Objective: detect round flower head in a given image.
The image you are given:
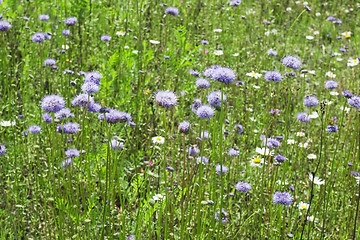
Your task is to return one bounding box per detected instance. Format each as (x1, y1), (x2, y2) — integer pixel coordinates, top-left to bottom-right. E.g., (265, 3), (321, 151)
(188, 145), (200, 156)
(263, 138), (281, 149)
(326, 125), (338, 133)
(273, 191), (293, 205)
(0, 144), (6, 155)
(215, 209), (228, 224)
(154, 90), (177, 108)
(100, 109), (131, 124)
(126, 235), (135, 240)
(62, 29), (70, 36)
(201, 40), (209, 45)
(179, 121), (190, 133)
(348, 96), (360, 108)
(55, 108), (74, 120)
(44, 58), (56, 66)
(32, 32), (46, 43)
(165, 7), (179, 16)
(42, 113), (53, 123)
(235, 181), (251, 192)
(264, 71), (282, 82)
(0, 21), (12, 31)
(196, 156), (209, 165)
(63, 122), (80, 134)
(196, 105), (215, 119)
(324, 80), (338, 89)
(230, 0), (241, 6)
(88, 102), (101, 112)
(84, 71), (102, 85)
(229, 148), (240, 157)
(234, 124), (244, 134)
(342, 90), (353, 98)
(199, 130), (210, 140)
(267, 49), (277, 56)
(297, 112), (311, 123)
(207, 66), (236, 84)
(191, 98), (202, 113)
(41, 95), (65, 113)
(110, 139), (124, 151)
(101, 35), (111, 42)
(282, 55), (302, 70)
(207, 91), (227, 108)
(64, 17), (77, 25)
(62, 158), (73, 171)
(303, 96), (319, 107)
(65, 148), (80, 158)
(72, 93), (93, 107)
(196, 78), (210, 89)
(275, 154), (287, 162)
(81, 82), (99, 94)
(216, 164), (229, 174)
(28, 125), (42, 134)
(190, 70), (201, 76)
(39, 14), (49, 21)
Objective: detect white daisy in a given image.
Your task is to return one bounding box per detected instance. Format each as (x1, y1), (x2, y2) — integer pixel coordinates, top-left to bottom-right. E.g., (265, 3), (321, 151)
(153, 194), (166, 201)
(213, 29), (222, 33)
(214, 50), (223, 56)
(307, 154), (316, 159)
(309, 175), (325, 185)
(0, 121), (15, 127)
(255, 147), (274, 156)
(246, 71), (262, 79)
(116, 30), (126, 36)
(249, 156), (264, 167)
(306, 36), (314, 40)
(152, 136), (165, 144)
(287, 139), (296, 145)
(149, 40), (160, 44)
(325, 71), (336, 78)
(298, 202), (310, 210)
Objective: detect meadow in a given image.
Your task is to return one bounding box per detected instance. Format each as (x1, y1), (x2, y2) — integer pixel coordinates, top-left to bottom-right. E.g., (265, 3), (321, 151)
(1, 0), (360, 239)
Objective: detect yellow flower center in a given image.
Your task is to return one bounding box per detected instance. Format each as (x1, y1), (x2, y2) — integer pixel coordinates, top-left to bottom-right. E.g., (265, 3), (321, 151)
(66, 59), (70, 62)
(145, 90), (151, 94)
(156, 137), (162, 141)
(346, 35), (351, 38)
(253, 158), (261, 164)
(354, 59), (358, 63)
(302, 206), (307, 209)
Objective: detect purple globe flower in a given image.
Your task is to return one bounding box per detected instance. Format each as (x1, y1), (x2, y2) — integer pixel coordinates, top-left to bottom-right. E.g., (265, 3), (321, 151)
(44, 58), (56, 66)
(230, 0), (241, 6)
(326, 125), (338, 133)
(62, 158), (73, 170)
(215, 209), (228, 224)
(29, 125), (42, 134)
(101, 35), (111, 42)
(191, 98), (202, 113)
(165, 7), (179, 16)
(196, 105), (215, 119)
(99, 110), (131, 124)
(342, 90), (353, 98)
(188, 145), (200, 156)
(297, 112), (311, 123)
(65, 148), (80, 158)
(0, 21), (12, 31)
(229, 148), (240, 157)
(42, 113), (53, 123)
(263, 138), (281, 149)
(72, 94), (93, 107)
(303, 96), (319, 107)
(190, 70), (201, 76)
(110, 139), (124, 151)
(204, 66), (236, 84)
(324, 80), (338, 89)
(63, 122), (80, 134)
(41, 95), (65, 113)
(0, 144), (6, 155)
(207, 91), (226, 108)
(235, 181), (251, 192)
(84, 71), (103, 85)
(348, 96), (360, 108)
(282, 55), (302, 70)
(201, 40), (209, 45)
(64, 17), (77, 25)
(275, 154), (287, 162)
(62, 29), (70, 36)
(154, 90), (177, 108)
(216, 164), (229, 174)
(273, 191), (293, 205)
(234, 124), (244, 134)
(88, 102), (101, 112)
(179, 121), (190, 133)
(39, 14), (49, 21)
(81, 82), (99, 94)
(196, 156), (209, 165)
(32, 32), (46, 43)
(264, 71), (282, 82)
(55, 108), (74, 120)
(267, 49), (277, 56)
(196, 78), (210, 89)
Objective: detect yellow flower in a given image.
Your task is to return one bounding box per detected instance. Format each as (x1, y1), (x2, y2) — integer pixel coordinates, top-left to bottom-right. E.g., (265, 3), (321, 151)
(66, 59), (70, 62)
(253, 157), (261, 164)
(346, 35), (351, 38)
(144, 90), (151, 94)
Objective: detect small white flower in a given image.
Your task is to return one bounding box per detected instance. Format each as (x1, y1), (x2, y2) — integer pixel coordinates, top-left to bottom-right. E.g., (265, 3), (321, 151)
(232, 53), (239, 56)
(306, 36), (314, 40)
(336, 58), (343, 62)
(325, 71), (336, 78)
(0, 121), (15, 127)
(313, 31), (319, 35)
(249, 117), (256, 122)
(214, 50), (223, 56)
(309, 175), (325, 185)
(116, 30), (126, 36)
(62, 45), (69, 50)
(253, 85), (260, 89)
(149, 40), (160, 44)
(124, 45), (129, 49)
(298, 142), (309, 148)
(340, 106), (350, 113)
(253, 129), (259, 133)
(307, 154), (316, 159)
(341, 31), (352, 37)
(153, 194), (166, 201)
(286, 7), (292, 11)
(213, 29), (222, 33)
(287, 139), (296, 145)
(307, 215), (319, 222)
(276, 180), (289, 185)
(249, 156), (264, 167)
(308, 70), (316, 75)
(298, 202), (310, 210)
(247, 108), (253, 112)
(296, 132), (305, 137)
(333, 52), (342, 56)
(330, 91), (339, 96)
(255, 147), (274, 156)
(132, 50), (138, 54)
(308, 112), (319, 119)
(152, 136), (165, 144)
(246, 9), (256, 15)
(348, 58), (359, 67)
(324, 100), (333, 105)
(246, 71), (262, 79)
(315, 12), (321, 16)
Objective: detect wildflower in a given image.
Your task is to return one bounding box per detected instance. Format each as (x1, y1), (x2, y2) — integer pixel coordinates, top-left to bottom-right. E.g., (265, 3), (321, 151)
(126, 235), (135, 240)
(41, 95), (65, 113)
(255, 147), (274, 156)
(216, 164), (228, 174)
(116, 30), (126, 36)
(306, 36), (314, 40)
(215, 209), (228, 223)
(214, 50), (223, 56)
(178, 121), (190, 133)
(235, 182), (251, 192)
(28, 125), (42, 134)
(234, 124), (244, 134)
(324, 80), (338, 89)
(213, 29), (222, 32)
(195, 78), (210, 89)
(297, 112), (311, 123)
(307, 154), (316, 159)
(196, 105), (215, 119)
(347, 58), (359, 67)
(303, 96), (319, 107)
(204, 65), (236, 84)
(275, 154), (287, 162)
(81, 82), (99, 94)
(273, 191), (293, 205)
(229, 148), (240, 157)
(326, 125), (338, 133)
(64, 17), (77, 25)
(188, 146), (200, 156)
(84, 71), (102, 85)
(263, 138), (281, 149)
(191, 98), (202, 113)
(0, 21), (12, 31)
(62, 158), (73, 170)
(348, 96), (360, 108)
(246, 71), (262, 79)
(32, 32), (46, 43)
(296, 132), (305, 137)
(152, 136), (165, 144)
(44, 58), (56, 66)
(307, 215), (319, 222)
(154, 90), (177, 108)
(196, 156), (209, 165)
(39, 14), (49, 21)
(149, 40), (160, 44)
(65, 148), (80, 158)
(308, 111), (319, 119)
(0, 121), (15, 127)
(0, 145), (6, 155)
(298, 202), (310, 210)
(264, 70), (282, 82)
(267, 49), (277, 56)
(282, 55), (302, 70)
(62, 29), (70, 36)
(100, 35), (111, 42)
(110, 139), (124, 151)
(207, 91), (226, 108)
(287, 139), (296, 145)
(72, 94), (93, 107)
(153, 194), (166, 201)
(190, 70), (201, 76)
(199, 130), (209, 140)
(22, 131), (29, 136)
(229, 0), (241, 5)
(165, 7), (179, 16)
(250, 156), (264, 167)
(99, 110), (131, 124)
(42, 113), (53, 123)
(341, 31), (351, 38)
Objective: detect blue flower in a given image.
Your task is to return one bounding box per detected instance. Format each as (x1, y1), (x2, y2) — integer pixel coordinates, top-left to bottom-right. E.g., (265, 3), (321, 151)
(326, 125), (338, 133)
(348, 96), (360, 108)
(110, 139), (124, 151)
(342, 90), (353, 98)
(179, 121), (190, 133)
(282, 55), (302, 70)
(65, 148), (80, 158)
(235, 181), (251, 192)
(29, 125), (42, 134)
(81, 82), (99, 94)
(263, 138), (281, 149)
(303, 96), (319, 107)
(165, 7), (179, 16)
(39, 14), (49, 21)
(101, 35), (111, 42)
(44, 58), (56, 66)
(297, 112), (311, 123)
(204, 66), (236, 84)
(55, 108), (74, 120)
(207, 91), (226, 108)
(42, 113), (53, 123)
(188, 145), (200, 156)
(154, 90), (177, 108)
(229, 148), (240, 157)
(264, 71), (282, 82)
(196, 105), (215, 119)
(0, 21), (12, 31)
(324, 80), (338, 89)
(62, 29), (70, 36)
(273, 191), (293, 205)
(196, 156), (209, 165)
(62, 122), (80, 134)
(216, 164), (228, 174)
(0, 144), (6, 155)
(41, 95), (65, 113)
(195, 78), (210, 89)
(64, 17), (77, 25)
(32, 32), (46, 43)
